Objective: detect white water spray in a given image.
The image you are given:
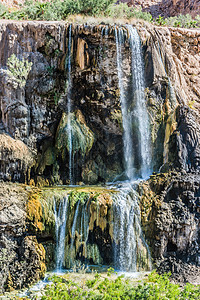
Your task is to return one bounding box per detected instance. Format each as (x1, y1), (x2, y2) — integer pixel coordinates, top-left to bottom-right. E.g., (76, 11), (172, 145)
(113, 184), (152, 271)
(115, 27), (135, 180)
(127, 25), (152, 179)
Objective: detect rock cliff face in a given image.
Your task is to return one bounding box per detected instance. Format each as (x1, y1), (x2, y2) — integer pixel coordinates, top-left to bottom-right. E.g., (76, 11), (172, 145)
(0, 21), (200, 184)
(0, 182), (46, 292)
(139, 172), (200, 284)
(126, 0), (200, 18)
(0, 20), (200, 290)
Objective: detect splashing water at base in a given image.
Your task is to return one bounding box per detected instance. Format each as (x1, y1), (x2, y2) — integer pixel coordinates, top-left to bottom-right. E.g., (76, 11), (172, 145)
(113, 183), (152, 272)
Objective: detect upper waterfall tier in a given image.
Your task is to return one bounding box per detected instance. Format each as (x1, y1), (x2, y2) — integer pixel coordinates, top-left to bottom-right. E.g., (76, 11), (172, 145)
(115, 25), (152, 180)
(0, 21), (200, 185)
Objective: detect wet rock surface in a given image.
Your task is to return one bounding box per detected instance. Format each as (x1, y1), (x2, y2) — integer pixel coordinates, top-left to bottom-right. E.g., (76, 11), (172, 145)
(168, 105), (200, 172)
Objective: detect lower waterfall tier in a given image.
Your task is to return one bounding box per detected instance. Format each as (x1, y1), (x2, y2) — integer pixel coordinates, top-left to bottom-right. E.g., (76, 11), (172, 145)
(29, 184), (151, 272)
(1, 170), (200, 292)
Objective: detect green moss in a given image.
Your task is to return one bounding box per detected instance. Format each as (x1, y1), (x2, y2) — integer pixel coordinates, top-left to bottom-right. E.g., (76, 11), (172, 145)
(68, 191), (90, 208)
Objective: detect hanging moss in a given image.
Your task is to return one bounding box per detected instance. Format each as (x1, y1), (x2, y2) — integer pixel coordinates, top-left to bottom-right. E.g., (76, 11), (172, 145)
(55, 110), (95, 160)
(68, 191), (90, 208)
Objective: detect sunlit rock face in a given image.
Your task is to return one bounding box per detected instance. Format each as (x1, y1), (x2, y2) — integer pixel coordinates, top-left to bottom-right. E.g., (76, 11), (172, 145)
(124, 0), (200, 18)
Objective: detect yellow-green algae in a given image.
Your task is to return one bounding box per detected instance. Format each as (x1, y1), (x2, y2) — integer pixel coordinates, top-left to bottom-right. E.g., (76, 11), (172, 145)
(26, 185), (118, 268)
(26, 185), (117, 235)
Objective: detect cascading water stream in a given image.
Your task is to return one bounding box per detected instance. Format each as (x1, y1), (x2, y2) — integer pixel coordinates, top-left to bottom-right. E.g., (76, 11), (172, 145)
(115, 27), (135, 180)
(115, 26), (152, 180)
(54, 197), (69, 272)
(127, 25), (152, 179)
(52, 25), (152, 274)
(70, 200), (80, 255)
(113, 26), (152, 271)
(113, 184), (152, 271)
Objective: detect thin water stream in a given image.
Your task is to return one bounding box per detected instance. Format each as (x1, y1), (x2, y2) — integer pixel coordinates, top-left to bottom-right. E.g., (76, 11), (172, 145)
(66, 24), (73, 184)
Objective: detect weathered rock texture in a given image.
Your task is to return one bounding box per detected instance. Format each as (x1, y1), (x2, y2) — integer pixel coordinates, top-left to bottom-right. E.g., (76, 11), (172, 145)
(125, 0), (200, 18)
(139, 172), (200, 284)
(0, 182), (46, 293)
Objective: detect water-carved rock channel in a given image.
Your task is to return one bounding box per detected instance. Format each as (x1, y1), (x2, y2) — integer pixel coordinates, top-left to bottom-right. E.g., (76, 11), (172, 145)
(0, 20), (200, 292)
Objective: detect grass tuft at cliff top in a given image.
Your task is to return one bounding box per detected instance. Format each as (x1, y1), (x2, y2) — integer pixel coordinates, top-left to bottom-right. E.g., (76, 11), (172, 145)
(0, 0), (200, 28)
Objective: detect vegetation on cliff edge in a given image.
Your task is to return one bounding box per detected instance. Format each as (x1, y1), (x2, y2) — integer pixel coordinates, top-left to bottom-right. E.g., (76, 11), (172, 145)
(1, 1), (200, 28)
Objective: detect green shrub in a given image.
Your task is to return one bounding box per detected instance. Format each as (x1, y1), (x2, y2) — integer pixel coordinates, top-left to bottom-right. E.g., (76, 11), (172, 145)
(165, 14), (199, 28)
(105, 3), (153, 22)
(155, 15), (167, 26)
(0, 0), (116, 20)
(0, 3), (7, 16)
(1, 0), (200, 28)
(39, 270), (200, 300)
(6, 54), (33, 88)
(77, 0), (115, 16)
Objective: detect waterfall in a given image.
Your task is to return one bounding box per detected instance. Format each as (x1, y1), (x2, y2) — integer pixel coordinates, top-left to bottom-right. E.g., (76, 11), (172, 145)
(115, 26), (152, 180)
(52, 25), (152, 273)
(127, 25), (152, 179)
(54, 197), (69, 272)
(113, 26), (152, 271)
(52, 186), (151, 272)
(113, 184), (152, 271)
(66, 24), (73, 184)
(69, 201), (80, 256)
(115, 27), (135, 180)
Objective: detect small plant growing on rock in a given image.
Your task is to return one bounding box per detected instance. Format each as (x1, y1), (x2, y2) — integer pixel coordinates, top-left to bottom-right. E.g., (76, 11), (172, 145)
(155, 15), (167, 26)
(6, 54), (33, 89)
